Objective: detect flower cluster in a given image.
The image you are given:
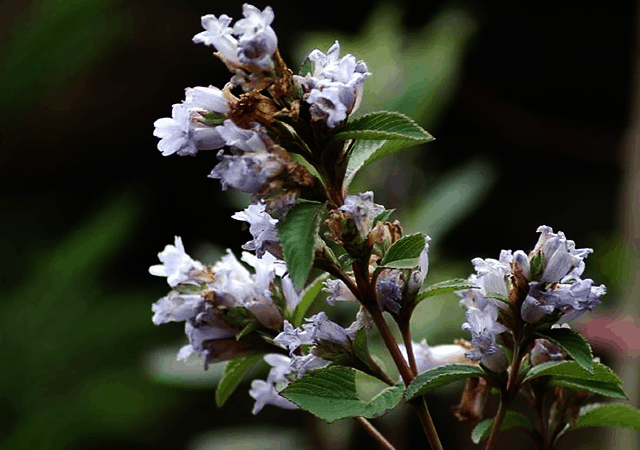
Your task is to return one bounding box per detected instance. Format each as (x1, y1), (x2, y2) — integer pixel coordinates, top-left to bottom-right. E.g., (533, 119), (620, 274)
(150, 236), (296, 369)
(148, 4), (624, 448)
(458, 226), (606, 372)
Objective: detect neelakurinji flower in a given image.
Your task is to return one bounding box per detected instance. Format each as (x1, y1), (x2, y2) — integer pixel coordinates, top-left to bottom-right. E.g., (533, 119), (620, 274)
(148, 236), (206, 287)
(193, 4), (278, 71)
(295, 41), (371, 127)
(249, 354), (299, 414)
(461, 305), (509, 373)
(150, 237), (291, 367)
(231, 201), (280, 258)
(399, 339), (471, 374)
(153, 87), (229, 157)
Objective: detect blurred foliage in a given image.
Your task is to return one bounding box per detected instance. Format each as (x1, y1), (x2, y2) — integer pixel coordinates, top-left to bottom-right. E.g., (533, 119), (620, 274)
(0, 0), (635, 449)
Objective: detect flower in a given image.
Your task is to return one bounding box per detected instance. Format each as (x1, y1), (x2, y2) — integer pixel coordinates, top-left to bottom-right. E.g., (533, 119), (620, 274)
(231, 202), (279, 257)
(295, 41), (371, 127)
(249, 354), (299, 414)
(339, 191), (384, 240)
(193, 4), (278, 71)
(399, 339), (470, 374)
(153, 86), (229, 157)
(148, 236), (205, 287)
(531, 225), (592, 284)
(274, 311), (359, 355)
(323, 278), (357, 305)
(461, 305), (508, 373)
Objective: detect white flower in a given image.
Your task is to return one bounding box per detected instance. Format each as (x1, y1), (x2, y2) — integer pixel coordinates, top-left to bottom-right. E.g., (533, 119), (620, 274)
(323, 278), (357, 305)
(234, 4), (278, 69)
(209, 149), (282, 193)
(295, 41), (371, 127)
(193, 5), (278, 71)
(217, 120), (267, 152)
(249, 354), (299, 414)
(151, 292), (202, 325)
(231, 202), (279, 257)
(532, 225), (592, 284)
(399, 340), (470, 374)
(153, 87), (229, 157)
(461, 305), (508, 373)
(274, 312), (357, 355)
(340, 191), (384, 239)
(149, 236), (204, 287)
(193, 14), (239, 63)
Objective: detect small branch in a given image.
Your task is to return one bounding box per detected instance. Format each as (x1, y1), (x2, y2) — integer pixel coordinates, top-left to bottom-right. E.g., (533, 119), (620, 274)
(484, 341), (525, 450)
(412, 397), (444, 450)
(355, 417), (397, 450)
(483, 389), (509, 450)
(399, 318), (418, 377)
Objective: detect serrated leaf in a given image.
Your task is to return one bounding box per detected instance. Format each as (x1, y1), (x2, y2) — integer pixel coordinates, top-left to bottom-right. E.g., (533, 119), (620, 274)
(280, 367), (403, 423)
(379, 233), (426, 268)
(292, 273), (330, 327)
(471, 411), (533, 444)
(523, 361), (626, 398)
(550, 378), (628, 399)
(417, 278), (478, 302)
(215, 353), (262, 407)
(335, 111), (434, 142)
(536, 327), (594, 373)
(279, 201), (326, 290)
(524, 361), (621, 385)
(572, 403), (640, 431)
(405, 364), (487, 400)
(344, 139), (432, 191)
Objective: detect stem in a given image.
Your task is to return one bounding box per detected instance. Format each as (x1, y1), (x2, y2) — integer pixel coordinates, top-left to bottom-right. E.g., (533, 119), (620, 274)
(368, 306), (413, 385)
(355, 417), (397, 450)
(368, 306), (443, 450)
(484, 341), (526, 450)
(483, 389), (509, 450)
(413, 397), (445, 450)
(400, 320), (418, 377)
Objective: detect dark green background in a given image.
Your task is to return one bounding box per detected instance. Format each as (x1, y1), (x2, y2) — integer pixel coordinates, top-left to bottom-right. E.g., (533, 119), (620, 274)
(1, 0), (637, 449)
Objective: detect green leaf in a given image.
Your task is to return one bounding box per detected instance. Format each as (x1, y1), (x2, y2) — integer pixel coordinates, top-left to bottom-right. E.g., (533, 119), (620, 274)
(379, 233), (426, 268)
(373, 208), (395, 225)
(344, 139), (432, 191)
(529, 251), (545, 281)
(405, 364), (487, 400)
(215, 354), (262, 407)
(524, 361), (621, 384)
(417, 278), (478, 302)
(550, 378), (627, 399)
(292, 273), (330, 327)
(335, 111), (434, 142)
(471, 411), (534, 444)
(523, 361), (626, 398)
(236, 321), (258, 341)
(536, 327), (594, 373)
(298, 56), (314, 77)
(279, 201), (326, 290)
(280, 367), (403, 423)
(572, 403), (640, 431)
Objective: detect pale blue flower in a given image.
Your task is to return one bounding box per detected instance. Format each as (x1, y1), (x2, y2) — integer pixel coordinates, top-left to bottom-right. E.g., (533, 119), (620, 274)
(295, 41), (370, 127)
(193, 5), (277, 71)
(149, 236), (204, 287)
(461, 305), (508, 373)
(399, 340), (470, 374)
(231, 202), (279, 257)
(340, 191), (384, 239)
(249, 354), (299, 414)
(153, 87), (229, 157)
